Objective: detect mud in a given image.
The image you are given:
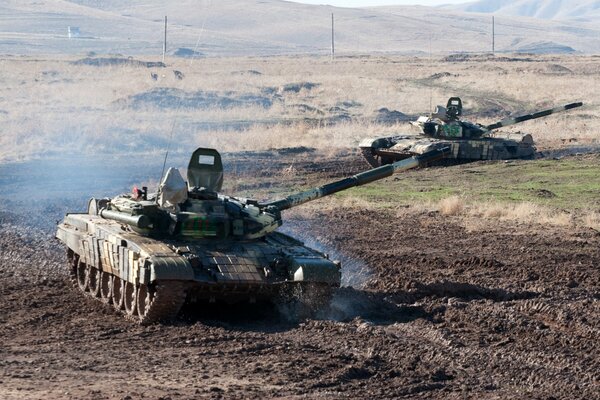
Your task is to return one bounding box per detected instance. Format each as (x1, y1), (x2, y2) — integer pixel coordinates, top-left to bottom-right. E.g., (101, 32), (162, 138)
(0, 152), (599, 399)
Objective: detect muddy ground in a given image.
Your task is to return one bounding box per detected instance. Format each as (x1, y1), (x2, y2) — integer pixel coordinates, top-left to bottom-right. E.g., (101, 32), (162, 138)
(0, 151), (599, 399)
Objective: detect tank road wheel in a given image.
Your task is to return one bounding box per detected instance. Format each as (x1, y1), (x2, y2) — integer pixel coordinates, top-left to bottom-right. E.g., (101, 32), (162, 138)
(88, 267), (101, 298)
(123, 282), (138, 317)
(99, 272), (113, 304)
(135, 282), (187, 325)
(112, 277), (125, 311)
(136, 284), (154, 319)
(76, 261), (89, 293)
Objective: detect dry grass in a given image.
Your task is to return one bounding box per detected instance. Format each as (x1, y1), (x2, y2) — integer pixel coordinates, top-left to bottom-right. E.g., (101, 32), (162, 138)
(583, 212), (600, 231)
(338, 196), (377, 210)
(437, 195), (464, 216)
(390, 195), (585, 230)
(195, 120), (403, 154)
(469, 201), (573, 227)
(1, 54), (598, 162)
(395, 202), (433, 217)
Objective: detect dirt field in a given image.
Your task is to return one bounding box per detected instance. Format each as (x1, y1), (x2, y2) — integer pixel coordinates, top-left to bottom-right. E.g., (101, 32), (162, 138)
(1, 150), (598, 399)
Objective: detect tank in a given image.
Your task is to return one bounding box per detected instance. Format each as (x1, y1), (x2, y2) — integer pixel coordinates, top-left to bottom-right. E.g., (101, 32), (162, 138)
(359, 97), (583, 167)
(56, 147), (448, 324)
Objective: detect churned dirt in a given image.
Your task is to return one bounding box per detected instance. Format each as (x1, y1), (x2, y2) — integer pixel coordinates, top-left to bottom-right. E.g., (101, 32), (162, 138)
(1, 152), (599, 399)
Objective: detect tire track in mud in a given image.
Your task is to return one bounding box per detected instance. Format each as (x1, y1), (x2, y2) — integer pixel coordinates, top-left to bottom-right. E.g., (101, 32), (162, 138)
(292, 206), (600, 397)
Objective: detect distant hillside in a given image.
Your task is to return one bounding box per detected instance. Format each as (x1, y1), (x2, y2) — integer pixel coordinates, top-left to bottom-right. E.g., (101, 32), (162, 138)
(0, 0), (598, 55)
(446, 0), (600, 22)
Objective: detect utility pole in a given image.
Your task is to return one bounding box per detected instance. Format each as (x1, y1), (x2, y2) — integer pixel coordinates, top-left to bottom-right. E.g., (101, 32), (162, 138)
(331, 13), (335, 61)
(492, 15), (495, 54)
(162, 15), (167, 63)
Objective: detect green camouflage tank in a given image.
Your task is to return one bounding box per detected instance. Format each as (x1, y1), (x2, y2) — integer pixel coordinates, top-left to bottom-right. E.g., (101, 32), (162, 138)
(360, 97), (583, 167)
(56, 147), (448, 324)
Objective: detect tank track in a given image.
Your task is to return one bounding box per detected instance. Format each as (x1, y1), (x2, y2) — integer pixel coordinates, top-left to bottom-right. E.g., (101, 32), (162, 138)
(66, 250), (186, 324)
(66, 250), (333, 323)
(360, 147), (382, 168)
(361, 147), (414, 168)
(135, 281), (187, 325)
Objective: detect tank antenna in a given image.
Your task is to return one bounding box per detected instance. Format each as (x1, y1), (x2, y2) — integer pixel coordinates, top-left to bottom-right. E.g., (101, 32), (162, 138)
(429, 34), (433, 115)
(158, 132), (173, 190)
(158, 150), (169, 185)
(156, 6), (212, 198)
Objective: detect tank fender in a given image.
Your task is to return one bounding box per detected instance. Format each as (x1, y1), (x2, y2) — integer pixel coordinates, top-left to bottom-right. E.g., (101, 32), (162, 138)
(148, 256), (193, 282)
(359, 137), (380, 148)
(359, 137), (394, 149)
(56, 224), (84, 256)
(289, 258), (341, 285)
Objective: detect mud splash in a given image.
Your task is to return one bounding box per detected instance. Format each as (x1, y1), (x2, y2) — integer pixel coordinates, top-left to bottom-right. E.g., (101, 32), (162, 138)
(280, 222), (372, 289)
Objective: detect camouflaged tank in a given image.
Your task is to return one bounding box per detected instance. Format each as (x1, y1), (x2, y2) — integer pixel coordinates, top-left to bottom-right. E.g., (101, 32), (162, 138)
(360, 97), (583, 167)
(56, 147), (448, 324)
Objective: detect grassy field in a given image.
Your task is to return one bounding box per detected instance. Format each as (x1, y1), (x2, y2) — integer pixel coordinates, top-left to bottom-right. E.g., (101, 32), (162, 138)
(329, 155), (600, 230)
(341, 157), (600, 208)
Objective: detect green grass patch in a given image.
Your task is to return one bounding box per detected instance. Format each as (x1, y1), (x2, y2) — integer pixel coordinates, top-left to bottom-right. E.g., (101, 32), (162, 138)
(334, 156), (600, 211)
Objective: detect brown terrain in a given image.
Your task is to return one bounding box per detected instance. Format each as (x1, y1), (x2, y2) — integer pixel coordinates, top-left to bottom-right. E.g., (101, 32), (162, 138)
(1, 47), (599, 399)
(1, 150), (598, 399)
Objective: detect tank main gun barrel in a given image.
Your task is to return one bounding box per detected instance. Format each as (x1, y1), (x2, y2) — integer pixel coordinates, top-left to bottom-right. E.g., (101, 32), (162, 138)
(485, 102), (583, 131)
(265, 148), (449, 212)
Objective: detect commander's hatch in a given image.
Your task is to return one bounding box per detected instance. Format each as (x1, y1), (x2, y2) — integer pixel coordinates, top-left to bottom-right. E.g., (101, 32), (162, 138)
(445, 97), (463, 120)
(187, 148), (223, 192)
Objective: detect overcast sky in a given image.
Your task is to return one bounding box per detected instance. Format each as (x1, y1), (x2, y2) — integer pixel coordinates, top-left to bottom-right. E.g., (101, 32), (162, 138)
(292, 0), (468, 6)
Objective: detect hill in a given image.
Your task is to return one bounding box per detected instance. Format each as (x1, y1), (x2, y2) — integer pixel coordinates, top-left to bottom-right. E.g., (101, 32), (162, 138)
(446, 0), (600, 22)
(0, 0), (598, 55)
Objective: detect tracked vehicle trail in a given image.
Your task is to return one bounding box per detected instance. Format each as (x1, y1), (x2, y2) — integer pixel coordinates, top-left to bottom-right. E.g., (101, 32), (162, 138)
(409, 71), (530, 117)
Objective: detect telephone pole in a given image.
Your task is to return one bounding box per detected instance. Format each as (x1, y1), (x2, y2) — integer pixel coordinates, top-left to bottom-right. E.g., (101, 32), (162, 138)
(331, 13), (335, 61)
(162, 16), (167, 63)
(492, 15), (495, 54)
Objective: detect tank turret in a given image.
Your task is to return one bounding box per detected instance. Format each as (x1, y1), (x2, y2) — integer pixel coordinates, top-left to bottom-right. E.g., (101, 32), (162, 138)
(412, 97), (583, 140)
(97, 147), (449, 240)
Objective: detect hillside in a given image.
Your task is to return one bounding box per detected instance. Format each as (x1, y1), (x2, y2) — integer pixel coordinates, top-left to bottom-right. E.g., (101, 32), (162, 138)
(0, 0), (598, 55)
(447, 0), (600, 22)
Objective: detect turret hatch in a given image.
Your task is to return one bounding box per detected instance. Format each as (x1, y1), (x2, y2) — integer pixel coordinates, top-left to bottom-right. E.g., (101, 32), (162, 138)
(187, 148), (224, 191)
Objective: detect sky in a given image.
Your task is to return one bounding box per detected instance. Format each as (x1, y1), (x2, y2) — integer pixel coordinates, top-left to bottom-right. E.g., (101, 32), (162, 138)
(293, 0), (468, 6)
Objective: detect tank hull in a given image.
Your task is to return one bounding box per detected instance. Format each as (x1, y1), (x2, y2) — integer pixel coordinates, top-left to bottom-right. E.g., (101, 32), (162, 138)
(57, 213), (340, 323)
(359, 133), (535, 167)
